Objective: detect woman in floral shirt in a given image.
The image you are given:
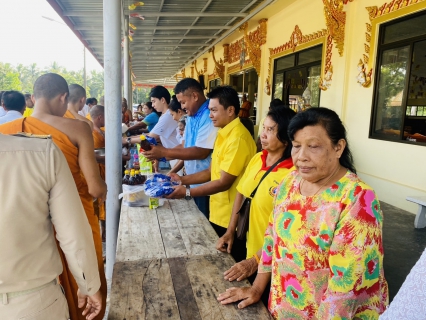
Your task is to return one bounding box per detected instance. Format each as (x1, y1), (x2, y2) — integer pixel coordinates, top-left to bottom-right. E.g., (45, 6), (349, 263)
(218, 108), (388, 319)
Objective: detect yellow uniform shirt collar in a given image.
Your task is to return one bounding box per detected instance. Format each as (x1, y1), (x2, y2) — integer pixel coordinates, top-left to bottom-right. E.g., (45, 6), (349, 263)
(218, 117), (241, 138)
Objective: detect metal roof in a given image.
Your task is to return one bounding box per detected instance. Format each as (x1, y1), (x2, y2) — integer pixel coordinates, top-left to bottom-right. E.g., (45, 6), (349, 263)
(47, 0), (272, 85)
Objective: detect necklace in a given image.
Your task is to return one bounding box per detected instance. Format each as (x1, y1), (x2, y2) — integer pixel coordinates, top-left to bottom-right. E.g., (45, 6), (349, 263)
(300, 165), (341, 197)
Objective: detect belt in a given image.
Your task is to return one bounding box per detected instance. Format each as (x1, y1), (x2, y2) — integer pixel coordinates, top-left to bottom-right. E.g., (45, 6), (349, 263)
(2, 279), (57, 305)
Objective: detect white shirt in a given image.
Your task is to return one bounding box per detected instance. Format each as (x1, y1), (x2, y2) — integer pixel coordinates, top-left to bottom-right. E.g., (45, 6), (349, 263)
(0, 107), (6, 117)
(150, 110), (180, 149)
(78, 104), (90, 117)
(0, 110), (22, 125)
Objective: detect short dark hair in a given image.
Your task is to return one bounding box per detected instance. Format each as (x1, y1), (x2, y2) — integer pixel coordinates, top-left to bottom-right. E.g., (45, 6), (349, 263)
(0, 91), (4, 103)
(86, 97), (97, 105)
(68, 84), (86, 104)
(288, 107), (356, 173)
(207, 86), (240, 115)
(174, 78), (204, 95)
(150, 85), (171, 104)
(24, 93), (32, 100)
(270, 98), (284, 109)
(90, 105), (104, 119)
(2, 91), (26, 112)
(33, 73), (69, 100)
(266, 106), (296, 159)
(168, 95), (183, 112)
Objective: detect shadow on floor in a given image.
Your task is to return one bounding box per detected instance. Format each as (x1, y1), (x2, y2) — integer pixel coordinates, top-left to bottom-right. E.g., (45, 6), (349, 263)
(382, 201), (426, 302)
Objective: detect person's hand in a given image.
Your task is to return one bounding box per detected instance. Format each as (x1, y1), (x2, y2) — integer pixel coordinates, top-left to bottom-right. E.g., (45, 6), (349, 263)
(141, 145), (166, 161)
(77, 289), (102, 320)
(168, 173), (182, 184)
(165, 185), (186, 199)
(216, 231), (234, 253)
(223, 258), (258, 282)
(217, 286), (261, 309)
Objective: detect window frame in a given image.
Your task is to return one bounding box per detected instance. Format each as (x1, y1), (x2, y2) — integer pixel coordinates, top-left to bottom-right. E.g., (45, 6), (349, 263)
(271, 44), (323, 108)
(370, 10), (426, 146)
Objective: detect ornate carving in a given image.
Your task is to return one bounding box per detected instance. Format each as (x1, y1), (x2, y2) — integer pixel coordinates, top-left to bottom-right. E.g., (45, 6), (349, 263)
(228, 60), (252, 74)
(357, 0), (425, 88)
(322, 0), (353, 57)
(181, 68), (186, 78)
(223, 44), (230, 63)
(228, 39), (245, 64)
(190, 66), (194, 78)
(239, 19), (268, 75)
(208, 73), (216, 81)
(208, 46), (225, 83)
(192, 61), (200, 76)
(267, 26), (330, 91)
(203, 58), (208, 74)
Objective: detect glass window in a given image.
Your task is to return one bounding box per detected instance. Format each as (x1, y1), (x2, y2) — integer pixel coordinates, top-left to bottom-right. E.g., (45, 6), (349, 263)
(275, 55), (295, 71)
(272, 45), (322, 111)
(371, 11), (426, 145)
(373, 46), (409, 138)
(383, 12), (426, 44)
(298, 46), (323, 65)
(273, 73), (283, 100)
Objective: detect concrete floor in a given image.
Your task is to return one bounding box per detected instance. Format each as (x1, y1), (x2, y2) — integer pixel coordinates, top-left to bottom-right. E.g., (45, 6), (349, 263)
(382, 201), (426, 302)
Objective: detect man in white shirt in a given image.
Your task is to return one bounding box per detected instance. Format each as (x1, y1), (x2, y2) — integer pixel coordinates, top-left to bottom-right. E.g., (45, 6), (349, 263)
(0, 91), (25, 125)
(78, 97), (98, 117)
(147, 86), (180, 169)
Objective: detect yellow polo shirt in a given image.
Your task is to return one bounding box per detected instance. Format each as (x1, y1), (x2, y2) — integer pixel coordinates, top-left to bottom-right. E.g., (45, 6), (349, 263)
(22, 107), (34, 118)
(209, 117), (256, 228)
(236, 151), (294, 258)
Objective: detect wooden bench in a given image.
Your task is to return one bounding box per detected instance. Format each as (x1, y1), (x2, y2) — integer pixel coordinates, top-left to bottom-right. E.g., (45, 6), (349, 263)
(406, 196), (426, 228)
(108, 199), (272, 320)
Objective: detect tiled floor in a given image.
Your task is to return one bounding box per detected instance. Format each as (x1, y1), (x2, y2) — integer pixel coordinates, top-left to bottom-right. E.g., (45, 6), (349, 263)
(381, 201), (426, 302)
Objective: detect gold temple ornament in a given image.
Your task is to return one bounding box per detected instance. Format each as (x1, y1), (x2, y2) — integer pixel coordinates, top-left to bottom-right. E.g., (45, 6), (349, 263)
(208, 46), (225, 83)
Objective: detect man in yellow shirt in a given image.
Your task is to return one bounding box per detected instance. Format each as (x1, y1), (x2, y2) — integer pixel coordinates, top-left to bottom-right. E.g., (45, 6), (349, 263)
(22, 94), (34, 118)
(168, 86), (256, 262)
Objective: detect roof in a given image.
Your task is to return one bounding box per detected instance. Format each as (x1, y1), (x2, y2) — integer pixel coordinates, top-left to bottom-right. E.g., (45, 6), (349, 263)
(46, 0), (270, 85)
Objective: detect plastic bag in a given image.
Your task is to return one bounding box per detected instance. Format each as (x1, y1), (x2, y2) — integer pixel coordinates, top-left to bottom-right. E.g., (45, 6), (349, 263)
(119, 184), (149, 207)
(143, 174), (179, 198)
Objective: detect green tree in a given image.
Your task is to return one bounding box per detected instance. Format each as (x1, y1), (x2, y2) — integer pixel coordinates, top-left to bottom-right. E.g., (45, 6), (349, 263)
(0, 63), (22, 91)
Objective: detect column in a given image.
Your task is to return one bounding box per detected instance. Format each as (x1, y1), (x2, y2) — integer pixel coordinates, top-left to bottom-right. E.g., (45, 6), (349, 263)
(103, 0), (122, 280)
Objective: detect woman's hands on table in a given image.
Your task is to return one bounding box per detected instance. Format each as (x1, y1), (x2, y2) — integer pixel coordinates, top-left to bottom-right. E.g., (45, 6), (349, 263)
(223, 257), (258, 282)
(217, 286), (261, 309)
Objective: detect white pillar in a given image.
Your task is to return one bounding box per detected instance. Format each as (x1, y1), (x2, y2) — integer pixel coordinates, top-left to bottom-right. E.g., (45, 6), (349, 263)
(123, 15), (130, 107)
(103, 0), (122, 280)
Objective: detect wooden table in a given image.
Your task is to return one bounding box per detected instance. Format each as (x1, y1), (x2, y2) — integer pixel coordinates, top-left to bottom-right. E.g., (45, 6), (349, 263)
(108, 199), (272, 320)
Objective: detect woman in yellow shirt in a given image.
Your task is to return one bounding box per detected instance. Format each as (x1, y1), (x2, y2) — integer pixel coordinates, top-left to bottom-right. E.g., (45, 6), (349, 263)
(216, 106), (296, 302)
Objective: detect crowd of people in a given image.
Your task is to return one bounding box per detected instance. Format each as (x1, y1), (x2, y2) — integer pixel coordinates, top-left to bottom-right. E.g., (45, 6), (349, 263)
(0, 73), (424, 320)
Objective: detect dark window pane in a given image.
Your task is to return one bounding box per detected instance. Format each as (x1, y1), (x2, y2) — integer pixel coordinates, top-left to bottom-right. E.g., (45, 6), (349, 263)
(383, 12), (426, 44)
(373, 46), (409, 138)
(275, 55), (295, 71)
(307, 65), (321, 107)
(298, 45), (323, 65)
(273, 73), (283, 100)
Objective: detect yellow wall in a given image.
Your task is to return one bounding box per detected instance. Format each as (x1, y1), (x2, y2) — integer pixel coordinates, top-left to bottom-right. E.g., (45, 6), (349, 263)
(182, 0), (426, 214)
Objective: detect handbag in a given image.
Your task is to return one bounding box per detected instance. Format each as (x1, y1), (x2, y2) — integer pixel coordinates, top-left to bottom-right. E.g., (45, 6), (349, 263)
(236, 156), (285, 240)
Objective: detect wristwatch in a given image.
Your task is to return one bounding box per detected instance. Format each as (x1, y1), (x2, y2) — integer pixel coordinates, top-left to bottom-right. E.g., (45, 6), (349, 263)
(185, 187), (192, 200)
(126, 137), (131, 145)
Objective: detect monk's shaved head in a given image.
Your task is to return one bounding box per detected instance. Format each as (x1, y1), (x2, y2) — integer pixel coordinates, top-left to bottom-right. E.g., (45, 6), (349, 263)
(33, 73), (69, 100)
(68, 84), (86, 104)
(90, 105), (104, 119)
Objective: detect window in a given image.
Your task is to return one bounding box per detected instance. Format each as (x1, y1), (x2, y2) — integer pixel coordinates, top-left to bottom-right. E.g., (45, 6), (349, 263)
(371, 11), (426, 145)
(272, 45), (322, 112)
(209, 78), (221, 92)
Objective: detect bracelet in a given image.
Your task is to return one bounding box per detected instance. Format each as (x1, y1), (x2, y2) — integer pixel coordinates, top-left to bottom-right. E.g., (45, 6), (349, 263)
(253, 253), (260, 264)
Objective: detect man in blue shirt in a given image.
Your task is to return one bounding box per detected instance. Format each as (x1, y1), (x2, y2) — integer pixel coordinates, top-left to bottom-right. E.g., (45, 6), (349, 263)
(142, 78), (218, 217)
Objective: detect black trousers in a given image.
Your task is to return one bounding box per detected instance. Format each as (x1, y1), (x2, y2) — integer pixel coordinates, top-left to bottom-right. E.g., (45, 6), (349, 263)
(210, 222), (247, 263)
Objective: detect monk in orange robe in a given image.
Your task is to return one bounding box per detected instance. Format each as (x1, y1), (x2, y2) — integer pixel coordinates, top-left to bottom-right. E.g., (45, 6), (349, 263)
(89, 105), (106, 241)
(0, 74), (107, 320)
(65, 84), (94, 130)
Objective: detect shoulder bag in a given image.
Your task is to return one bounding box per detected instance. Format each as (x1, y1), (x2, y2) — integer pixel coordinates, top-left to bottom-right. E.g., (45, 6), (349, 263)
(236, 156), (285, 240)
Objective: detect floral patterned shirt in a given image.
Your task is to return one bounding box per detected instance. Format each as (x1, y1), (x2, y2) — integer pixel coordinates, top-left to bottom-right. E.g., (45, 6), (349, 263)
(259, 170), (389, 319)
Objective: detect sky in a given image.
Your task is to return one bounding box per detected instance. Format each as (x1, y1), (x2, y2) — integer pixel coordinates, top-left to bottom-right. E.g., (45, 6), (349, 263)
(0, 0), (103, 72)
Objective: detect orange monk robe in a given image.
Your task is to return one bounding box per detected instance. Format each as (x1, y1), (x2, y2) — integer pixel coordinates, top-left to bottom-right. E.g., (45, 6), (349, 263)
(0, 118), (107, 320)
(86, 113), (92, 121)
(92, 129), (106, 221)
